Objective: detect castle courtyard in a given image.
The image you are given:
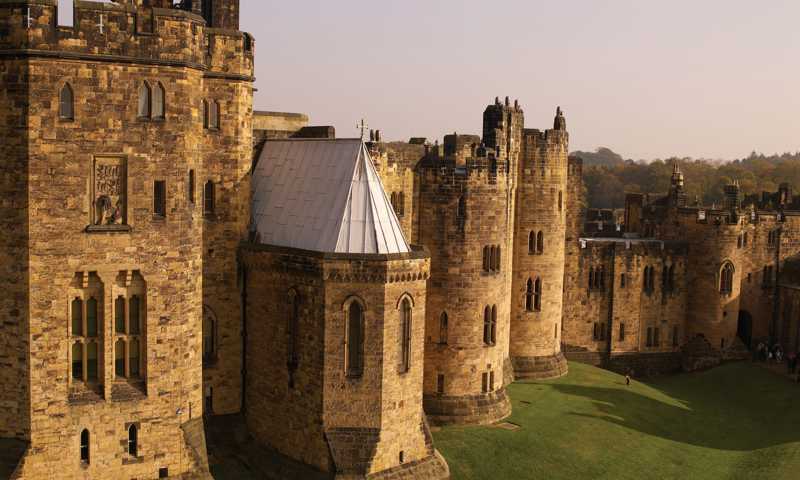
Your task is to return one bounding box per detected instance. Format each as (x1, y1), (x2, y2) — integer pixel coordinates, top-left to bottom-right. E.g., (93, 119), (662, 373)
(433, 362), (800, 480)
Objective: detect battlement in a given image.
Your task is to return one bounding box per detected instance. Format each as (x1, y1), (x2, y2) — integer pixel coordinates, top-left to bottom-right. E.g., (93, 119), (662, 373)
(0, 0), (253, 79)
(418, 146), (511, 188)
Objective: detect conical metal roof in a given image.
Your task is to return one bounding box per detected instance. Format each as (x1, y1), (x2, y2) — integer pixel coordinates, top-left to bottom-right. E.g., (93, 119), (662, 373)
(251, 138), (410, 255)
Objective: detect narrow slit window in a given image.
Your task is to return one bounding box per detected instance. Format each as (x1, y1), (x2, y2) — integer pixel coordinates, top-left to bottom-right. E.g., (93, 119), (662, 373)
(399, 298), (412, 373)
(439, 312), (448, 344)
(154, 180), (167, 217)
(128, 425), (138, 458)
(71, 298), (83, 336)
(346, 301), (364, 377)
(204, 181), (215, 216)
(80, 429), (90, 464)
(152, 83), (165, 119)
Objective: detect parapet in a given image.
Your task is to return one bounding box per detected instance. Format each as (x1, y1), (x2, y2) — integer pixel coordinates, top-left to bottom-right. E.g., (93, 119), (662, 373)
(0, 1), (253, 80)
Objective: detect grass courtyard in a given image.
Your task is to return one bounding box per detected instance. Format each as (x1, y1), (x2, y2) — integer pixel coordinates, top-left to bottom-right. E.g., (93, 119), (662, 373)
(434, 362), (800, 480)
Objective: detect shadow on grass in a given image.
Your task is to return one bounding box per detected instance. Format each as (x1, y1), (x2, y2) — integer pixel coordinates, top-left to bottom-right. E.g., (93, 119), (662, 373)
(543, 364), (800, 451)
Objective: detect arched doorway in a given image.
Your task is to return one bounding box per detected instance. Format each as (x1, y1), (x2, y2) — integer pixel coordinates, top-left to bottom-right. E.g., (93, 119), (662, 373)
(737, 310), (753, 349)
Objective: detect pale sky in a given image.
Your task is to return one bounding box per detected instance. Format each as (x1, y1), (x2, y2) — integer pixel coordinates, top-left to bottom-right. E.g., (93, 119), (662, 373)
(240, 0), (800, 160)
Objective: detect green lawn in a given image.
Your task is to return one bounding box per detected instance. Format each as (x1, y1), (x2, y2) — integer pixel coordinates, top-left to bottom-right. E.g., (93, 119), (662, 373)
(434, 362), (800, 480)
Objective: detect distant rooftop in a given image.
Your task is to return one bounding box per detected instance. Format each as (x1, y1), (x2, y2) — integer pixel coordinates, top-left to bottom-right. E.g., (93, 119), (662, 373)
(251, 138), (410, 255)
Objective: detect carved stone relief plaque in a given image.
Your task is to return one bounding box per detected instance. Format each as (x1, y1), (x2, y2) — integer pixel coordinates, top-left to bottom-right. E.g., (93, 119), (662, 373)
(90, 156), (128, 229)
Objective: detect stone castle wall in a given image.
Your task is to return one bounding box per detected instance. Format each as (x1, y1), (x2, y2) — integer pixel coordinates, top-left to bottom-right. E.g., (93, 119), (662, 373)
(241, 245), (439, 477)
(417, 160), (513, 426)
(509, 128), (569, 379)
(0, 1), (252, 477)
(0, 56), (30, 442)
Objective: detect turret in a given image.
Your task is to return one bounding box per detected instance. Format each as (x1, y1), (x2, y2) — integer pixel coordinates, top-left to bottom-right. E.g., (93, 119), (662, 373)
(554, 106), (567, 131)
(669, 162), (687, 207)
(724, 180), (741, 212)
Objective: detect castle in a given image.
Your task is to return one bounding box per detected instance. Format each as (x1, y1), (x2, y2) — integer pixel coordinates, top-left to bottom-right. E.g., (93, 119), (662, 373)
(1, 1), (799, 479)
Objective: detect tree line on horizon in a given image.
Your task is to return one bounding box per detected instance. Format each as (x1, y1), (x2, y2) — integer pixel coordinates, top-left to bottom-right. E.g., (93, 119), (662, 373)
(572, 148), (800, 209)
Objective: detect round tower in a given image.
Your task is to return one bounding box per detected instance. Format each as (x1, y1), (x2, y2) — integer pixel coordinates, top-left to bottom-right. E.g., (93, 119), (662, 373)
(418, 113), (520, 425)
(509, 108), (570, 379)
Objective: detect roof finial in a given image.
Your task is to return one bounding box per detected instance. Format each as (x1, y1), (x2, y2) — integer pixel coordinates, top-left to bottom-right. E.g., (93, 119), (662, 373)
(356, 118), (369, 141)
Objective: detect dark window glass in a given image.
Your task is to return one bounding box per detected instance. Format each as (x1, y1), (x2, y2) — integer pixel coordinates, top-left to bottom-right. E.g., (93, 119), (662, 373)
(72, 342), (83, 380)
(128, 425), (138, 457)
(399, 299), (412, 373)
(204, 181), (215, 215)
(346, 302), (364, 377)
(60, 84), (74, 120)
(129, 296), (141, 335)
(86, 298), (98, 337)
(80, 429), (90, 464)
(115, 296), (126, 334)
(154, 180), (167, 217)
(72, 298), (83, 336)
(129, 339), (140, 377)
(87, 342), (98, 381)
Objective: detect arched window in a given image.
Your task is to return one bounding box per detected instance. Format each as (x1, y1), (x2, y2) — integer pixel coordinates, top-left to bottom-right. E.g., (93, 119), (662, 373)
(457, 196), (466, 218)
(537, 232), (544, 254)
(128, 425), (138, 458)
(204, 180), (215, 215)
(528, 231), (536, 254)
(439, 312), (448, 344)
(59, 84), (74, 120)
(494, 246), (501, 271)
(152, 82), (165, 119)
(399, 298), (412, 373)
(71, 298), (83, 336)
(115, 339), (125, 378)
(483, 306), (492, 345)
(346, 300), (365, 377)
(534, 278), (542, 311)
(483, 246), (490, 272)
(203, 306), (216, 362)
(202, 99), (209, 129)
(720, 262), (735, 294)
(525, 278), (534, 312)
(80, 429), (90, 464)
(138, 82), (151, 118)
(287, 289), (300, 371)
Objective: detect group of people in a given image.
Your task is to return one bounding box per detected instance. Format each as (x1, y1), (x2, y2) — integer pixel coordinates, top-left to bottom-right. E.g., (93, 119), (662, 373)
(755, 341), (799, 379)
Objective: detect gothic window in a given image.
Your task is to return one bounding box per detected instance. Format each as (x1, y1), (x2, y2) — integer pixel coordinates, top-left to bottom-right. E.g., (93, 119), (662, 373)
(525, 278), (534, 312)
(128, 425), (138, 458)
(188, 170), (196, 204)
(483, 246), (490, 272)
(346, 300), (365, 378)
(203, 306), (216, 363)
(59, 84), (74, 120)
(482, 372), (489, 393)
(112, 272), (146, 382)
(491, 305), (497, 344)
(152, 82), (165, 119)
(489, 370), (495, 391)
(439, 312), (448, 344)
(399, 298), (412, 373)
(287, 290), (300, 378)
(737, 235), (743, 249)
(494, 247), (501, 271)
(154, 180), (167, 217)
(534, 278), (542, 311)
(528, 231), (536, 254)
(204, 180), (215, 216)
(80, 429), (90, 464)
(537, 231), (544, 254)
(71, 274), (102, 386)
(138, 82), (151, 118)
(720, 262), (734, 294)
